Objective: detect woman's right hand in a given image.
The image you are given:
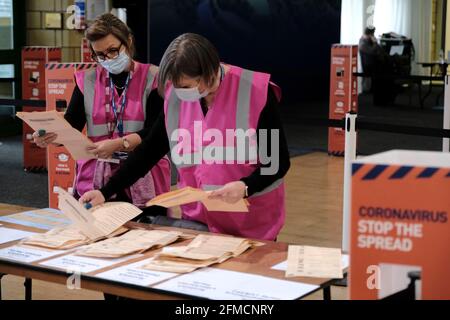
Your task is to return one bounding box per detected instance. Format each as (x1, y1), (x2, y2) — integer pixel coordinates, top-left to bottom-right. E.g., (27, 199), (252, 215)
(32, 131), (58, 148)
(79, 190), (106, 208)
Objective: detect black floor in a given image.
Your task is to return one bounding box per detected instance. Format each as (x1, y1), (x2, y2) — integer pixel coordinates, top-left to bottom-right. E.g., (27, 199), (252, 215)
(283, 86), (444, 156)
(0, 86), (445, 208)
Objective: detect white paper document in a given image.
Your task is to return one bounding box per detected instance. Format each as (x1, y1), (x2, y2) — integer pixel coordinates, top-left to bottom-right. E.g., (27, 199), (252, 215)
(271, 254), (350, 273)
(57, 188), (142, 240)
(0, 208), (71, 230)
(0, 245), (66, 263)
(95, 259), (178, 286)
(40, 253), (142, 273)
(16, 110), (96, 160)
(0, 227), (37, 245)
(154, 268), (319, 300)
(285, 245), (343, 279)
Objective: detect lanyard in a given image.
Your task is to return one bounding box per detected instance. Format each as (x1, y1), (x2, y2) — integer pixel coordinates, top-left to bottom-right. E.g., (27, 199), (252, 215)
(108, 72), (131, 138)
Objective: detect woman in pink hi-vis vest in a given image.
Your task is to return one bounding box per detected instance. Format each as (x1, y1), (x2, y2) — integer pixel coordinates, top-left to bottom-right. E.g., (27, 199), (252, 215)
(80, 33), (291, 241)
(33, 14), (171, 217)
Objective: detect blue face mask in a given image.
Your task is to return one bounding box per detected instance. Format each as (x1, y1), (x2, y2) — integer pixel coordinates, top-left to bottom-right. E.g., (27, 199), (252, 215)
(100, 50), (130, 75)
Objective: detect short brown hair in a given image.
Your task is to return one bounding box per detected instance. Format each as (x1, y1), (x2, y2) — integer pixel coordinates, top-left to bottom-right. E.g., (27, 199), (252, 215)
(85, 13), (135, 58)
(158, 33), (220, 97)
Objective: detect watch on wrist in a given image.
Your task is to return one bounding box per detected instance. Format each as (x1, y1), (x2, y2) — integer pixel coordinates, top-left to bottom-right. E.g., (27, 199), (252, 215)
(243, 183), (249, 198)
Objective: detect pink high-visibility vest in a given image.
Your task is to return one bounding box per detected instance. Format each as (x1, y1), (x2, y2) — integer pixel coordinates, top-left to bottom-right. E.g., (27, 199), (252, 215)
(164, 65), (285, 240)
(74, 62), (171, 205)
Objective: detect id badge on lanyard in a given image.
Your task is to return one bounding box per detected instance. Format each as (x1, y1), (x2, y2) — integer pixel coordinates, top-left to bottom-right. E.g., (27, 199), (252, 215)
(105, 71), (131, 138)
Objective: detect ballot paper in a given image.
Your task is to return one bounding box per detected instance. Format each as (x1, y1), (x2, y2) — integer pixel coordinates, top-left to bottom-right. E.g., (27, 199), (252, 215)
(16, 110), (96, 160)
(285, 245), (343, 279)
(0, 227), (37, 245)
(40, 253), (142, 273)
(0, 208), (71, 230)
(75, 229), (188, 258)
(146, 187), (249, 212)
(0, 245), (66, 263)
(141, 234), (261, 273)
(154, 267), (319, 300)
(271, 254), (350, 272)
(57, 187), (142, 240)
(95, 258), (178, 286)
(21, 227), (91, 249)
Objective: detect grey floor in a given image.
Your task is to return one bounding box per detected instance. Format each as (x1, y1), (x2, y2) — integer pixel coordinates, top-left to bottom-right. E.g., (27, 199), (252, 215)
(0, 85), (445, 208)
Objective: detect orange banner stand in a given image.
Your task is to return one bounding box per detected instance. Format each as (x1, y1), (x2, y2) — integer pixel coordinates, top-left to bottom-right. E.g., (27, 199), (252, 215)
(328, 44), (358, 156)
(45, 62), (96, 208)
(21, 47), (61, 172)
(81, 38), (95, 63)
(350, 150), (450, 300)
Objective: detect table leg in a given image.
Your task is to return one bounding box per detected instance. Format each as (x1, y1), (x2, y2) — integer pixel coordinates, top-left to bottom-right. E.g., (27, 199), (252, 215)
(24, 278), (32, 300)
(323, 286), (331, 300)
(435, 83), (445, 106)
(0, 273), (5, 300)
(418, 81), (424, 109)
(421, 68), (434, 109)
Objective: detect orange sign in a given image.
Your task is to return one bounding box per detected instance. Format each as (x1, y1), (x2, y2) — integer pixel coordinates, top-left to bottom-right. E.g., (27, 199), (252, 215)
(81, 38), (94, 63)
(328, 45), (358, 156)
(350, 151), (450, 300)
(45, 62), (96, 208)
(21, 47), (61, 171)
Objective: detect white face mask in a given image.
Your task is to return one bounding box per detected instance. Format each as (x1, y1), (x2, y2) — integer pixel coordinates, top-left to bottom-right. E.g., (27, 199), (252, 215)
(174, 86), (209, 102)
(100, 50), (130, 75)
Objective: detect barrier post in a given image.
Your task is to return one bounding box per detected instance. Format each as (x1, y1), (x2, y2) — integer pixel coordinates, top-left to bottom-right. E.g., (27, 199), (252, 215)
(342, 112), (357, 253)
(444, 76), (450, 152)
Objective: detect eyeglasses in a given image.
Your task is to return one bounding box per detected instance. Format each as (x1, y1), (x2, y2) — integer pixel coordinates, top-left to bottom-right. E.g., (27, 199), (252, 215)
(92, 43), (123, 62)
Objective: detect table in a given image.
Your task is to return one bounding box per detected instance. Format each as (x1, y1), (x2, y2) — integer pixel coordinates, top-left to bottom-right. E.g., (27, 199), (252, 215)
(417, 62), (448, 108)
(0, 215), (344, 300)
(353, 72), (445, 109)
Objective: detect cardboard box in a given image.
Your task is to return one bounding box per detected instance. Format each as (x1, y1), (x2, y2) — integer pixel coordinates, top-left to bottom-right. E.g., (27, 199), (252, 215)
(350, 150), (450, 300)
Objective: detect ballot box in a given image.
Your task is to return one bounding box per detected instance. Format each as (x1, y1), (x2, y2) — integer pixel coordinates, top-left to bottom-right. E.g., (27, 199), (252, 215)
(21, 47), (61, 172)
(328, 44), (358, 156)
(349, 150), (450, 300)
(45, 62), (97, 208)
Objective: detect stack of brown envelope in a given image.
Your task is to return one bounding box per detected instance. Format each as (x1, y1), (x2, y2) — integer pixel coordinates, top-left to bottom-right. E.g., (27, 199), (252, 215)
(21, 226), (129, 250)
(74, 229), (193, 258)
(141, 234), (263, 273)
(21, 227), (91, 250)
(146, 187), (249, 212)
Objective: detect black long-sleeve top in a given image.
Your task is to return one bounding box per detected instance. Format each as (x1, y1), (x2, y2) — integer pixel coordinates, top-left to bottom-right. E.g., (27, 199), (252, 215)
(100, 85), (291, 199)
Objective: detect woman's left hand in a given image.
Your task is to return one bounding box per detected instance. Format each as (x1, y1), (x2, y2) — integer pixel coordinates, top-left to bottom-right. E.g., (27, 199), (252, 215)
(89, 139), (121, 159)
(208, 181), (246, 204)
